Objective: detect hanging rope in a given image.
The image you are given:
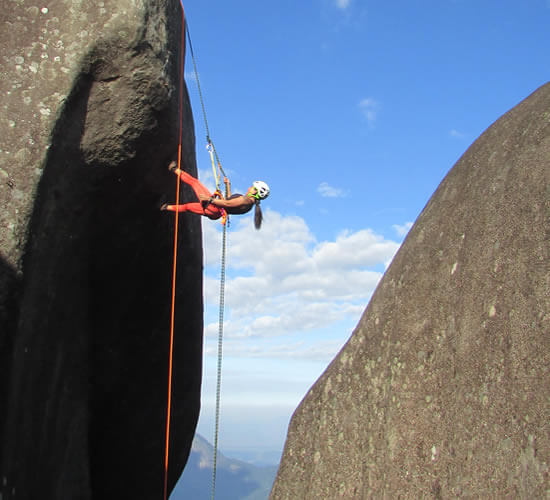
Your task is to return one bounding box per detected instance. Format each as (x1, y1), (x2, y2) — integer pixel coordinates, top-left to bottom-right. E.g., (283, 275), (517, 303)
(163, 4), (185, 500)
(185, 22), (227, 179)
(211, 224), (227, 500)
(185, 14), (229, 500)
(207, 142), (224, 192)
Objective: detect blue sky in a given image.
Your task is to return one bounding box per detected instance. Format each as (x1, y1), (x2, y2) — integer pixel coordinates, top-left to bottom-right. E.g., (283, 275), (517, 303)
(177, 0), (550, 464)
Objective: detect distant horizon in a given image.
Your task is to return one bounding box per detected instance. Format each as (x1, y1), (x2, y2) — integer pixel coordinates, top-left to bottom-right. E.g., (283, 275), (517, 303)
(192, 432), (283, 467)
(196, 400), (294, 462)
(173, 432), (278, 499)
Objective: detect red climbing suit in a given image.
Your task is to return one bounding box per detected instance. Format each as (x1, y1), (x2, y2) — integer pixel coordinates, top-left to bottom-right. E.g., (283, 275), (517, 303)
(165, 168), (223, 220)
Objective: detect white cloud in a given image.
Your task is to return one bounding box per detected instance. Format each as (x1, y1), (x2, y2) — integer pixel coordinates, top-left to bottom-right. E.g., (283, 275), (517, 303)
(317, 181), (348, 198)
(359, 98), (379, 124)
(194, 167), (217, 192)
(202, 210), (400, 345)
(449, 129), (465, 138)
(205, 339), (345, 362)
(393, 221), (413, 237)
(335, 0), (351, 9)
(197, 210), (404, 457)
(313, 229), (398, 268)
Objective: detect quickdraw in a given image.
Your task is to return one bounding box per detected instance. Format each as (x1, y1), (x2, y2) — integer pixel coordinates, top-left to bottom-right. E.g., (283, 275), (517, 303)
(207, 142), (220, 190)
(207, 142), (229, 226)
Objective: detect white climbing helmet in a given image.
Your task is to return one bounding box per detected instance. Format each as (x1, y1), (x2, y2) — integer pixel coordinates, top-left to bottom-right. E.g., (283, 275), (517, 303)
(253, 181), (270, 200)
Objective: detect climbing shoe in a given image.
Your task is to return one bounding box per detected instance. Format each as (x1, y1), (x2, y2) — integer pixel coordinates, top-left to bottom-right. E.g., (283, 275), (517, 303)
(168, 161), (177, 173)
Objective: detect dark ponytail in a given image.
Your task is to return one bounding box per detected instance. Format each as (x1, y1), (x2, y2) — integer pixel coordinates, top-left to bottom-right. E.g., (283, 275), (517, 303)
(254, 199), (263, 229)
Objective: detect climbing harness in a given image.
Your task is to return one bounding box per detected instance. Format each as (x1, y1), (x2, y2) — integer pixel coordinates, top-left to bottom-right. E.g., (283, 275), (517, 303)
(206, 142), (228, 226)
(164, 5), (229, 500)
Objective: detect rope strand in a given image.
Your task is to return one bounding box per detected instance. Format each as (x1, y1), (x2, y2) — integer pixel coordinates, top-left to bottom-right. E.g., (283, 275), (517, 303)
(163, 5), (185, 500)
(185, 23), (227, 178)
(211, 225), (228, 500)
(184, 12), (229, 500)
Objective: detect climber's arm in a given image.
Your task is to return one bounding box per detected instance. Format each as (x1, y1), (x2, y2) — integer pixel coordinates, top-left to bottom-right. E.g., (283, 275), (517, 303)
(224, 177), (231, 197)
(210, 195), (253, 209)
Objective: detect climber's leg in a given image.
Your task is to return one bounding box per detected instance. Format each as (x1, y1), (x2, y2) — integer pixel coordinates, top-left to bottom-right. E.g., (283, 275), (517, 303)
(161, 202), (221, 220)
(169, 164), (213, 201)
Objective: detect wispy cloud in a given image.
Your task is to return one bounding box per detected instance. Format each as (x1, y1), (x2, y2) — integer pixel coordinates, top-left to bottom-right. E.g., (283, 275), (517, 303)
(317, 181), (348, 198)
(205, 339), (344, 362)
(393, 221), (413, 237)
(449, 129), (465, 138)
(335, 0), (351, 9)
(359, 98), (379, 125)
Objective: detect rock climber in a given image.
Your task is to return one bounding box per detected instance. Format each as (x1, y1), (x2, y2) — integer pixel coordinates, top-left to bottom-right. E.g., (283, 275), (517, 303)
(160, 161), (270, 229)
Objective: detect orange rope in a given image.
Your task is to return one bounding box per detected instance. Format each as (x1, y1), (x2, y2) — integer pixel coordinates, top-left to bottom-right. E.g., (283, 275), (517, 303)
(164, 4), (185, 500)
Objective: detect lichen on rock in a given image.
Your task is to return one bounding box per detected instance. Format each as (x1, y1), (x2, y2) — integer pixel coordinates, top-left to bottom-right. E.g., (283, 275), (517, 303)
(271, 83), (550, 499)
(0, 1), (203, 499)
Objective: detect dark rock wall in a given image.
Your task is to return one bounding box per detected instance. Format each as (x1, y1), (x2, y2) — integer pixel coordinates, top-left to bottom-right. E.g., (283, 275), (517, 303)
(1, 1), (203, 499)
(271, 83), (550, 499)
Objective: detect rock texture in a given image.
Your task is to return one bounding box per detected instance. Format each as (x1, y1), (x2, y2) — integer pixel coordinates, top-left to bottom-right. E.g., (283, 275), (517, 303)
(271, 83), (550, 499)
(0, 1), (203, 499)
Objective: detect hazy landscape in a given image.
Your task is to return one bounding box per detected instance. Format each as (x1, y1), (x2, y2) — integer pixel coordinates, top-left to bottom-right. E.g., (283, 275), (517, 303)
(172, 434), (278, 500)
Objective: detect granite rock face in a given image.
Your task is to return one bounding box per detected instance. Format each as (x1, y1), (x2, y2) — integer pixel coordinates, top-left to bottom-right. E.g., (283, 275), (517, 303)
(271, 83), (550, 499)
(0, 1), (203, 498)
